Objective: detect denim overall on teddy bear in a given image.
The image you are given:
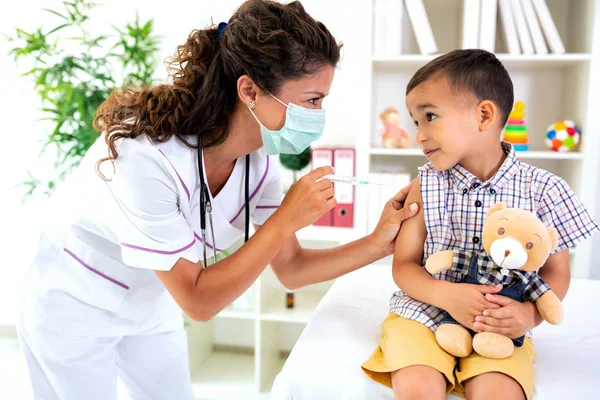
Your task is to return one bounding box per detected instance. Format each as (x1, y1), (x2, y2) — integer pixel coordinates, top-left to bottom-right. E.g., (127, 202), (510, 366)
(439, 250), (551, 348)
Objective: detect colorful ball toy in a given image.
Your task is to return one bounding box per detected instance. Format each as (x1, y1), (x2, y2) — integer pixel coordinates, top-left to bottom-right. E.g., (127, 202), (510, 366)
(545, 120), (580, 152)
(503, 101), (528, 151)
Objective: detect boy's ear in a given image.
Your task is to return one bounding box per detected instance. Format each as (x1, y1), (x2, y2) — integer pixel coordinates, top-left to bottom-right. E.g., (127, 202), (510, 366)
(477, 100), (497, 131)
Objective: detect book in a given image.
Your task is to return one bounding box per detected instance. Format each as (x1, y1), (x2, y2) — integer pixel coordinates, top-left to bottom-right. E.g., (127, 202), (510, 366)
(521, 0), (549, 54)
(404, 0), (438, 55)
(531, 0), (565, 54)
(499, 0), (521, 54)
(479, 0), (498, 52)
(461, 0), (481, 49)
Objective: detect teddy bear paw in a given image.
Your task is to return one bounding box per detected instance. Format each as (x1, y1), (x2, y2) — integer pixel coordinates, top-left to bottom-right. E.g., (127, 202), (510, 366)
(473, 332), (514, 359)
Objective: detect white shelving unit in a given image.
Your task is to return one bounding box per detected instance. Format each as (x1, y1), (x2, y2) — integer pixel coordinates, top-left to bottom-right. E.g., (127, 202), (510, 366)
(372, 53), (594, 69)
(184, 225), (357, 398)
(185, 1), (600, 397)
(356, 0), (600, 279)
(368, 147), (586, 160)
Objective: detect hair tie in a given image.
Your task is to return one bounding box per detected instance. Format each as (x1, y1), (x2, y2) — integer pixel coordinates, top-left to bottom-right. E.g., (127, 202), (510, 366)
(217, 22), (229, 39)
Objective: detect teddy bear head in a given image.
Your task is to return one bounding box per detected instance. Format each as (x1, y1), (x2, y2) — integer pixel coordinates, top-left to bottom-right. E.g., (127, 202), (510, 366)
(482, 202), (558, 272)
(379, 107), (400, 125)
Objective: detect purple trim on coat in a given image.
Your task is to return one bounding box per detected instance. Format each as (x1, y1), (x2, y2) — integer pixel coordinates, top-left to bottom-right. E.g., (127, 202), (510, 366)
(63, 248), (130, 290)
(158, 149), (191, 202)
(193, 232), (224, 252)
(120, 239), (196, 255)
(255, 205), (280, 209)
(230, 156), (270, 223)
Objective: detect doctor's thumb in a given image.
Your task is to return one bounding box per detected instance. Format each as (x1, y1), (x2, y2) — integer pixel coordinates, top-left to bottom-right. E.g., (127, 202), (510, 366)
(392, 203), (419, 224)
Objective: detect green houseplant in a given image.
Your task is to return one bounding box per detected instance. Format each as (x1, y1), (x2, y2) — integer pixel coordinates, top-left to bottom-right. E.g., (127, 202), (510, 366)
(279, 146), (312, 184)
(6, 0), (161, 198)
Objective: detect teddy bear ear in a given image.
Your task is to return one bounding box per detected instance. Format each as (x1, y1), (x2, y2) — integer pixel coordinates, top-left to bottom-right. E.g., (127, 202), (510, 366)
(547, 227), (559, 251)
(486, 202), (506, 217)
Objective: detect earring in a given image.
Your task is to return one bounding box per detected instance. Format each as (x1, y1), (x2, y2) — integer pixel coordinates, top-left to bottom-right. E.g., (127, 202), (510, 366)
(248, 101), (255, 109)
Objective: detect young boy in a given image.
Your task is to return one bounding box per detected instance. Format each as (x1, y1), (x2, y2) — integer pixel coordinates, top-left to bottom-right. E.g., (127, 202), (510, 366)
(361, 49), (599, 400)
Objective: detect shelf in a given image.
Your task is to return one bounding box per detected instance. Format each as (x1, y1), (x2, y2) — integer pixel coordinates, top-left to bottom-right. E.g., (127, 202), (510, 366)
(370, 148), (424, 156)
(296, 225), (357, 242)
(369, 148), (584, 160)
(191, 351), (255, 399)
(372, 54), (592, 70)
(260, 290), (325, 324)
(217, 308), (257, 320)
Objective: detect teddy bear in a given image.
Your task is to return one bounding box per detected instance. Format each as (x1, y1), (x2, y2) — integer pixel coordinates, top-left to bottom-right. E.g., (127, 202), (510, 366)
(425, 202), (564, 359)
(379, 107), (411, 148)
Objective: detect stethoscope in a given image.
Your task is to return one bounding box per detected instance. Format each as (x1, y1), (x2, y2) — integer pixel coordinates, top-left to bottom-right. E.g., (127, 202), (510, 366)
(197, 143), (250, 268)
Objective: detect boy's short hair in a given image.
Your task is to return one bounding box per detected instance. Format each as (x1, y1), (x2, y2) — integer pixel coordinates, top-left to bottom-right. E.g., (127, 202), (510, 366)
(406, 49), (514, 126)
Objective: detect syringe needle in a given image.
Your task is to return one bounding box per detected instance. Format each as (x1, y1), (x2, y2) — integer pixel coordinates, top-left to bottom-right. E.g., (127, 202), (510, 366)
(323, 174), (391, 186)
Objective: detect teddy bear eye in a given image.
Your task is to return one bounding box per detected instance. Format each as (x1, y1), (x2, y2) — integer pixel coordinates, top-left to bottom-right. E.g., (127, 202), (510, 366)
(498, 228), (505, 235)
(526, 242), (534, 250)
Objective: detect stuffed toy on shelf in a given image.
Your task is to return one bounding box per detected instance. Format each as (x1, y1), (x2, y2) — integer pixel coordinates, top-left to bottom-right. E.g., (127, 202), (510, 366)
(425, 202), (564, 359)
(379, 107), (411, 148)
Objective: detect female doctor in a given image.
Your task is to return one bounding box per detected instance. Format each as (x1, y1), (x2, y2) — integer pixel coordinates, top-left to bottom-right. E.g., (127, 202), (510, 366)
(18, 1), (418, 399)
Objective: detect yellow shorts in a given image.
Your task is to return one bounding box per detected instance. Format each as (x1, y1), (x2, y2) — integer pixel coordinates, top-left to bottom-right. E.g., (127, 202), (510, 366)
(361, 313), (536, 400)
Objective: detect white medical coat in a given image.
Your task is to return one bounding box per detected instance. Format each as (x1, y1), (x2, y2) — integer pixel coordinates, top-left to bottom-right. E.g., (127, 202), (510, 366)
(20, 134), (284, 337)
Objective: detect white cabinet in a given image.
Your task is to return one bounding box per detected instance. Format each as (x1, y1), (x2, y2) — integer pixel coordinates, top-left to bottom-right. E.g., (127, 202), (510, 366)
(357, 0), (600, 278)
(185, 227), (356, 398)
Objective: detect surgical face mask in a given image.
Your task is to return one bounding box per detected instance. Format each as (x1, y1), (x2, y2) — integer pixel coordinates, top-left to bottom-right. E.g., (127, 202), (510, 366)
(248, 94), (326, 155)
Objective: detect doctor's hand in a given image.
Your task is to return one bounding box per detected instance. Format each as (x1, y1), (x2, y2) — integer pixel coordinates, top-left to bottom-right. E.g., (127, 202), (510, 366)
(368, 179), (420, 257)
(274, 166), (336, 236)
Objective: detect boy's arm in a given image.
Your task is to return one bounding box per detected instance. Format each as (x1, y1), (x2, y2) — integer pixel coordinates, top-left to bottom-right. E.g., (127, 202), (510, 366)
(394, 178), (503, 330)
(532, 248), (570, 325)
(391, 178), (452, 308)
(538, 249), (570, 301)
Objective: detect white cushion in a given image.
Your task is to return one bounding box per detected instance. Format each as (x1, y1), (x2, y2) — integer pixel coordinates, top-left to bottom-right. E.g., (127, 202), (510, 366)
(271, 264), (600, 400)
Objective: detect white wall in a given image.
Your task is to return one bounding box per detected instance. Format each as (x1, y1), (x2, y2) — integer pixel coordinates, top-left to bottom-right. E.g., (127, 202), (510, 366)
(592, 183), (600, 280)
(0, 0), (371, 325)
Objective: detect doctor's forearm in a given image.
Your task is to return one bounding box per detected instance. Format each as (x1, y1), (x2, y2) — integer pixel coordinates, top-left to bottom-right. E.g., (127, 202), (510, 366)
(281, 236), (385, 289)
(187, 218), (292, 320)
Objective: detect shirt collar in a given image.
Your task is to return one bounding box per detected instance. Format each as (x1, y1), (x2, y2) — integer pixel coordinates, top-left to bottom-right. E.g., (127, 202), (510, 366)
(446, 141), (520, 194)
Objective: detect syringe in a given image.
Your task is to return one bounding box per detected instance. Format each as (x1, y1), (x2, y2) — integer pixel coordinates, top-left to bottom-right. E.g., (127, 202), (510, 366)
(323, 174), (391, 186)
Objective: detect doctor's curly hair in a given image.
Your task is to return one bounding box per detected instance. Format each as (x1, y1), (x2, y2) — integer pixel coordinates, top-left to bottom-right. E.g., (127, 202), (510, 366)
(93, 0), (342, 175)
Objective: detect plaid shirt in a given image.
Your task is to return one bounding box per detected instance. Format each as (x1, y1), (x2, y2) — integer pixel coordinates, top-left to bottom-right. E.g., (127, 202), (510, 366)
(450, 250), (550, 302)
(390, 142), (599, 331)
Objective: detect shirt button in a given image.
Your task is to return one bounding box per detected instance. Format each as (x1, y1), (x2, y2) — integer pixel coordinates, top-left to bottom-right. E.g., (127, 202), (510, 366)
(472, 182), (480, 189)
(490, 188), (497, 195)
(462, 188), (468, 195)
(475, 200), (482, 207)
(473, 236), (480, 244)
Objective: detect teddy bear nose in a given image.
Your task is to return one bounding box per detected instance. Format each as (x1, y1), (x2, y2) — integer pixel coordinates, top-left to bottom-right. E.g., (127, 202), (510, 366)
(505, 250), (511, 257)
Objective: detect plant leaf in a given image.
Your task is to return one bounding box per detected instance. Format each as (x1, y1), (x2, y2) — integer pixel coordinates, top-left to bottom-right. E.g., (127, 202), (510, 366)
(42, 8), (68, 20)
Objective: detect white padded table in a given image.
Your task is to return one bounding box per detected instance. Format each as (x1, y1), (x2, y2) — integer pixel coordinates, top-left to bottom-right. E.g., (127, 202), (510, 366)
(271, 264), (600, 400)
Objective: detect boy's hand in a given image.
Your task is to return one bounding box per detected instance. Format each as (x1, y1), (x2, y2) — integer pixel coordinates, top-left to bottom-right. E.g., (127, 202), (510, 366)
(441, 283), (503, 331)
(473, 294), (541, 339)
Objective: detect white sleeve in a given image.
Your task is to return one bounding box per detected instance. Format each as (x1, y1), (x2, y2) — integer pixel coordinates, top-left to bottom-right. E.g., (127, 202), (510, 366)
(251, 155), (284, 225)
(108, 141), (201, 271)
